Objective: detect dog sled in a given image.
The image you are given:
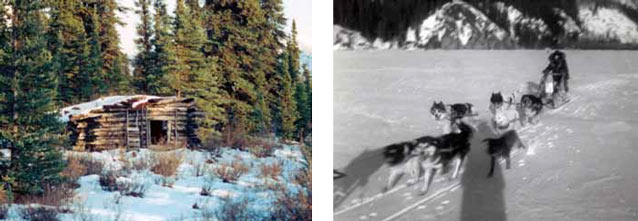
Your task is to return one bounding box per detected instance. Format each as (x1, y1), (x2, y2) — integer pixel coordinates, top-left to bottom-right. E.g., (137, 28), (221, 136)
(538, 73), (570, 109)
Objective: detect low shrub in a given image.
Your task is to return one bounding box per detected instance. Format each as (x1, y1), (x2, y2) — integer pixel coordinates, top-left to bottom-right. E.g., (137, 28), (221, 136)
(78, 156), (104, 175)
(244, 138), (279, 158)
(200, 185), (212, 196)
(0, 205), (7, 220)
(154, 176), (175, 188)
(20, 206), (59, 221)
(151, 152), (183, 177)
(213, 160), (248, 183)
(270, 187), (312, 221)
(260, 161), (282, 180)
(215, 197), (259, 220)
(194, 163), (206, 177)
(14, 184), (75, 211)
(118, 181), (148, 198)
(61, 156), (87, 185)
(99, 172), (119, 192)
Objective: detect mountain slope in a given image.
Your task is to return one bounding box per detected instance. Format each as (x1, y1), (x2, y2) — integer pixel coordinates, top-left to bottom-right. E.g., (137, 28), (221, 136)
(334, 0), (638, 50)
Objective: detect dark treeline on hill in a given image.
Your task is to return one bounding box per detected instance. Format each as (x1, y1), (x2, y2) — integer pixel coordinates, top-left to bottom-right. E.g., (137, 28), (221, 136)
(334, 0), (638, 49)
(0, 0), (310, 197)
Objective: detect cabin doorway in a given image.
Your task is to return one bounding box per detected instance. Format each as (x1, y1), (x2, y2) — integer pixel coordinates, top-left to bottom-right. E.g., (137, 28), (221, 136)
(150, 120), (168, 145)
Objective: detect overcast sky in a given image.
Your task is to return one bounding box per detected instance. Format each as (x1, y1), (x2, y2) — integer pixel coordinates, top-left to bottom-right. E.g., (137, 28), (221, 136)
(116, 0), (312, 59)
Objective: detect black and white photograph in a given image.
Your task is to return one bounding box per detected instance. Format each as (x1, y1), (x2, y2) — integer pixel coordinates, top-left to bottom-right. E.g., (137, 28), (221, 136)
(333, 0), (638, 220)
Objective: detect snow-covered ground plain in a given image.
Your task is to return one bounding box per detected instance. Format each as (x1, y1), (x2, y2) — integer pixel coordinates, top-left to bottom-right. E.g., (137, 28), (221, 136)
(334, 50), (638, 220)
(4, 145), (309, 220)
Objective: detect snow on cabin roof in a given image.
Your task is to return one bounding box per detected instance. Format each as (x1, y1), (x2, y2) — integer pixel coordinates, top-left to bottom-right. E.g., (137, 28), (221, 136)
(59, 95), (163, 122)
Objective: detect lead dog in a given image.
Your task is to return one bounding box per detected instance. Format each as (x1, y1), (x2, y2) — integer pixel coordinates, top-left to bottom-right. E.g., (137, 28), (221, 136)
(382, 120), (473, 194)
(489, 92), (505, 115)
(483, 130), (526, 177)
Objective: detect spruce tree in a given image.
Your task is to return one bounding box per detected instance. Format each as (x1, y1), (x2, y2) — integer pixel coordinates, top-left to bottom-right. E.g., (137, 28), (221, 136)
(84, 0), (132, 95)
(261, 0), (288, 134)
(47, 0), (90, 105)
(167, 0), (225, 137)
(203, 0), (268, 134)
(295, 64), (312, 140)
(133, 0), (154, 94)
(277, 52), (298, 139)
(0, 0), (66, 195)
(287, 20), (301, 83)
(148, 0), (172, 95)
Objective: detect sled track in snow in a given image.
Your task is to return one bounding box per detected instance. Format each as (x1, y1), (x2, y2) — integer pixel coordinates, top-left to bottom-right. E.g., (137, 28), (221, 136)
(335, 95), (581, 220)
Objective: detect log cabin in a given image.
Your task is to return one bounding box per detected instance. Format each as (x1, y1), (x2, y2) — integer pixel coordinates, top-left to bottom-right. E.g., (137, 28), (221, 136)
(61, 95), (203, 151)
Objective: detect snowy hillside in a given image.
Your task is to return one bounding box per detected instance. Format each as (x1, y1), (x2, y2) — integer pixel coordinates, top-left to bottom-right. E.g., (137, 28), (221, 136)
(334, 50), (638, 220)
(406, 2), (512, 49)
(579, 7), (638, 44)
(334, 1), (638, 50)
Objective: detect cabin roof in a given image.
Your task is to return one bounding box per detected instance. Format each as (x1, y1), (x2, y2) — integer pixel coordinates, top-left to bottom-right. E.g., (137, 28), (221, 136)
(59, 95), (185, 122)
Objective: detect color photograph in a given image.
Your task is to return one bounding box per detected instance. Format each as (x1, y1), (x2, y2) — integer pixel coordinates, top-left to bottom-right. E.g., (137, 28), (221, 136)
(0, 0), (311, 220)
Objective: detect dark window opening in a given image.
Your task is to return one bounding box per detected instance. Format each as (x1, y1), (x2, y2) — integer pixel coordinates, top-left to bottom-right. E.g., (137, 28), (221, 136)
(150, 120), (167, 145)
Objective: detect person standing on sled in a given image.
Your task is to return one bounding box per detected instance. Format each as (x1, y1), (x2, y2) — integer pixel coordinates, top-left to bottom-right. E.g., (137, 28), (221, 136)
(541, 47), (569, 100)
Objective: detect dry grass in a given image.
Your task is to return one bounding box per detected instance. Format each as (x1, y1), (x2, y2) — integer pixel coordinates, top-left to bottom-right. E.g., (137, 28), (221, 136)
(98, 171), (119, 192)
(213, 160), (248, 183)
(0, 185), (7, 204)
(0, 186), (7, 219)
(14, 184), (75, 213)
(151, 152), (183, 177)
(244, 138), (279, 158)
(260, 161), (282, 180)
(19, 206), (59, 221)
(270, 186), (312, 220)
(61, 156), (87, 184)
(215, 197), (259, 220)
(70, 154), (104, 175)
(121, 150), (151, 172)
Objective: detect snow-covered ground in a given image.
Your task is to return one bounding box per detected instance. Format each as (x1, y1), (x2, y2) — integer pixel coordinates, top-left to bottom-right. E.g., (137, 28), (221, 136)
(4, 145), (308, 220)
(334, 50), (638, 220)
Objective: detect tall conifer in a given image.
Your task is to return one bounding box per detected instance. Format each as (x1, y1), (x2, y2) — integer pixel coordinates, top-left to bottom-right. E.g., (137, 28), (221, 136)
(0, 0), (66, 195)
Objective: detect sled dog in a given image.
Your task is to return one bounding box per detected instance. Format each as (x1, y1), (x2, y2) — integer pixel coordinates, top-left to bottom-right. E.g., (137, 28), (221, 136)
(483, 130), (526, 177)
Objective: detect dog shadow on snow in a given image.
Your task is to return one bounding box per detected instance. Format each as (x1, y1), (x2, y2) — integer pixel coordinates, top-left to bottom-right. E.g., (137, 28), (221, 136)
(460, 120), (507, 221)
(333, 147), (386, 209)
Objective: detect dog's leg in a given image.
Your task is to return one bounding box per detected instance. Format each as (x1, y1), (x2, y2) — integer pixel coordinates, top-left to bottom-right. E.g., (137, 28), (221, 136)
(451, 156), (464, 180)
(505, 155), (511, 169)
(488, 156), (496, 177)
(420, 168), (436, 195)
(406, 160), (418, 186)
(518, 140), (527, 149)
(383, 168), (402, 192)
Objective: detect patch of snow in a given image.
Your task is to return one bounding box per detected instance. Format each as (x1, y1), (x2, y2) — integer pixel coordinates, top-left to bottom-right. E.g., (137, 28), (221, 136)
(59, 95), (161, 122)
